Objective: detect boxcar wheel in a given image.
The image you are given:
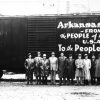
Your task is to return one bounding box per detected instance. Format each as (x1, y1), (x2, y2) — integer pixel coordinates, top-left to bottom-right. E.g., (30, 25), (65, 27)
(0, 70), (3, 78)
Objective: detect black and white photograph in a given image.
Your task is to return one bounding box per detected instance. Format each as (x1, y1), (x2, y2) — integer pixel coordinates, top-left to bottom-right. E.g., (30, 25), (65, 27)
(0, 0), (100, 100)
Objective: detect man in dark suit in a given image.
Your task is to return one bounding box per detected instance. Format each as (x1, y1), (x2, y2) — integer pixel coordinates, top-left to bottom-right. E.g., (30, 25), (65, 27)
(24, 53), (34, 85)
(58, 52), (66, 85)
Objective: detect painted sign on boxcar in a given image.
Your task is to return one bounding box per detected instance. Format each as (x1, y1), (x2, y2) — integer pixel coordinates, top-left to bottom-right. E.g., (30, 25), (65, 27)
(57, 16), (100, 55)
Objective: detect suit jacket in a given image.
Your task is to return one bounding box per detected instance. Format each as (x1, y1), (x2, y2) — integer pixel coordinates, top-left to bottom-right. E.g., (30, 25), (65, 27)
(24, 58), (34, 70)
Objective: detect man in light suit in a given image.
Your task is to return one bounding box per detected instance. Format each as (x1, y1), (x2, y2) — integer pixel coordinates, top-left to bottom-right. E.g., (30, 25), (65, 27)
(83, 54), (91, 85)
(49, 52), (58, 85)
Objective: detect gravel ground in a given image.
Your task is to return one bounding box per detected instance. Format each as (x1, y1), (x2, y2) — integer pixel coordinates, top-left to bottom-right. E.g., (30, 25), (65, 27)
(0, 74), (100, 100)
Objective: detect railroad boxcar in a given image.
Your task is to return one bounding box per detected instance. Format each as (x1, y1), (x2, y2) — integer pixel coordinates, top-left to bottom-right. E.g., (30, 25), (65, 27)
(0, 14), (100, 78)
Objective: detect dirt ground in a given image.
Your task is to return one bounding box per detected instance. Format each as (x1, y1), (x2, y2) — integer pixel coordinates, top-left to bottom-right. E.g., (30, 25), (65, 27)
(0, 74), (100, 100)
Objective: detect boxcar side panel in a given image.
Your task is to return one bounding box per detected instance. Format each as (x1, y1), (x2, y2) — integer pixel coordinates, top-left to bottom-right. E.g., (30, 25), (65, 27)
(0, 17), (27, 72)
(27, 16), (57, 57)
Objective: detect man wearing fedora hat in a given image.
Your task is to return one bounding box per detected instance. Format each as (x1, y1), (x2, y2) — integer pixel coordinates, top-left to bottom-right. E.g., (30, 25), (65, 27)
(95, 54), (100, 85)
(24, 53), (34, 85)
(49, 52), (58, 85)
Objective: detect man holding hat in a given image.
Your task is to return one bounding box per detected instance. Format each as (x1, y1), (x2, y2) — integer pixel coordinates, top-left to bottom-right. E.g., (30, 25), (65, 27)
(49, 52), (58, 85)
(95, 54), (100, 85)
(83, 54), (91, 85)
(75, 53), (84, 85)
(24, 53), (34, 85)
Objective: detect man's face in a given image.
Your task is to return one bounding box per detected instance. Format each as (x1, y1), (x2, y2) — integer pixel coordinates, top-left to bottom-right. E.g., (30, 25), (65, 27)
(38, 54), (41, 57)
(92, 56), (95, 59)
(38, 52), (41, 57)
(78, 56), (81, 59)
(85, 56), (88, 59)
(61, 53), (64, 57)
(43, 55), (46, 59)
(69, 56), (72, 59)
(52, 54), (55, 57)
(29, 55), (32, 58)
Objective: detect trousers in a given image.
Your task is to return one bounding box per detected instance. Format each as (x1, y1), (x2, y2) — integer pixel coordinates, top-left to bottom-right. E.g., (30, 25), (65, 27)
(51, 70), (56, 84)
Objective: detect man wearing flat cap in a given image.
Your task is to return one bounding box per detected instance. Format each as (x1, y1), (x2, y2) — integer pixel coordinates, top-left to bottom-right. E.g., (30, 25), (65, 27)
(24, 53), (34, 85)
(83, 54), (91, 85)
(95, 54), (100, 85)
(49, 52), (58, 85)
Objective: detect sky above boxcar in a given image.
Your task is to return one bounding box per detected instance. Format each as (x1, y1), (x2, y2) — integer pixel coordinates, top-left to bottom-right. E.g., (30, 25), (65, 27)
(0, 0), (99, 15)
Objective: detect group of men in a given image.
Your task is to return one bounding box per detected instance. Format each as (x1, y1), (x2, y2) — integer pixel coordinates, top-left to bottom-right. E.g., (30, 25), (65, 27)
(24, 51), (100, 86)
